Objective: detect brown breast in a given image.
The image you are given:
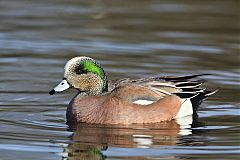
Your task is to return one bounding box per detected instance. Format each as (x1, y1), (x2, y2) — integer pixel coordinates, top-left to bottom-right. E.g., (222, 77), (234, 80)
(67, 85), (182, 124)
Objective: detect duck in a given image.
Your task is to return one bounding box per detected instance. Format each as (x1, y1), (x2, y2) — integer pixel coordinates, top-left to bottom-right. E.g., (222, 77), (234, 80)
(49, 56), (217, 125)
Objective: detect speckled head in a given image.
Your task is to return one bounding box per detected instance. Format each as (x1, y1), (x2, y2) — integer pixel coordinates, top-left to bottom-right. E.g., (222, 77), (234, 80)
(49, 56), (108, 96)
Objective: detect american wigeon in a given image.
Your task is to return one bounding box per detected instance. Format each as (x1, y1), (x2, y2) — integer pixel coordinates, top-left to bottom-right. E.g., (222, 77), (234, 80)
(49, 56), (217, 124)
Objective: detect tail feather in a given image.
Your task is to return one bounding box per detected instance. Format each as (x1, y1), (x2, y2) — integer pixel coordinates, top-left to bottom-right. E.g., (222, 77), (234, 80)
(175, 80), (206, 88)
(181, 88), (206, 93)
(159, 74), (211, 82)
(174, 89), (218, 117)
(174, 92), (199, 99)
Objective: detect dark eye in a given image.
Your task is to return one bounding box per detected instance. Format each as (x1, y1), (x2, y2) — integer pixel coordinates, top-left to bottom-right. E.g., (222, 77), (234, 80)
(75, 70), (86, 74)
(75, 66), (87, 74)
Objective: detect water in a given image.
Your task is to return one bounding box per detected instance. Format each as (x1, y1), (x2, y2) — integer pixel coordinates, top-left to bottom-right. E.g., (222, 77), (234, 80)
(0, 0), (239, 159)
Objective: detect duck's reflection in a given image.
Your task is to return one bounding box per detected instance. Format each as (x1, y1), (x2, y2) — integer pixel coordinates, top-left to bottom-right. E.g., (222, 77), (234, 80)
(62, 116), (201, 160)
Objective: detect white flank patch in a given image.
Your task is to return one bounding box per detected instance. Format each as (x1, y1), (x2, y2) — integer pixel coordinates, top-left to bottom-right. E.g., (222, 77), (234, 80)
(176, 115), (193, 136)
(175, 98), (193, 118)
(176, 115), (193, 126)
(132, 100), (154, 105)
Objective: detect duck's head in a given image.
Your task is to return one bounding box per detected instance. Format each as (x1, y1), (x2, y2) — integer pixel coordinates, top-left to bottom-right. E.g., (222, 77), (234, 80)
(49, 56), (108, 96)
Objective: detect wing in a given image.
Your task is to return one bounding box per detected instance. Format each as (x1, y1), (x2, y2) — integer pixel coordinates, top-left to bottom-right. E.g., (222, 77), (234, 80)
(111, 74), (216, 99)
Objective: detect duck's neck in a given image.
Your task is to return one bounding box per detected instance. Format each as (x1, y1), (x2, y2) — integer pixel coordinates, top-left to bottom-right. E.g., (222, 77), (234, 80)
(77, 75), (108, 97)
(82, 59), (108, 95)
(96, 64), (108, 94)
(93, 73), (108, 95)
(102, 75), (108, 93)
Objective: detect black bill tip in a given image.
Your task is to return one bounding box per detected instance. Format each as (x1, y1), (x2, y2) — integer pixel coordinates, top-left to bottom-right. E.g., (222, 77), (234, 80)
(49, 89), (55, 95)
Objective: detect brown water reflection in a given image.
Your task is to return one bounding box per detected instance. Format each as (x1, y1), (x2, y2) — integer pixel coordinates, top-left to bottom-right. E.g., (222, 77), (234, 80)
(72, 122), (181, 147)
(0, 0), (239, 160)
(66, 119), (197, 160)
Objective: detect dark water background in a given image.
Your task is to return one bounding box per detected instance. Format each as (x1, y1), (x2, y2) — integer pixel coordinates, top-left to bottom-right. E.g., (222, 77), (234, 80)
(0, 0), (239, 159)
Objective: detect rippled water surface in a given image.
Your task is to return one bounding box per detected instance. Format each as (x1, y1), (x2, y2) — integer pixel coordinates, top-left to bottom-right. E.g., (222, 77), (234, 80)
(0, 0), (239, 160)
